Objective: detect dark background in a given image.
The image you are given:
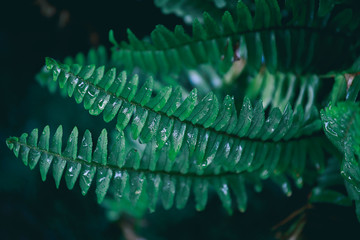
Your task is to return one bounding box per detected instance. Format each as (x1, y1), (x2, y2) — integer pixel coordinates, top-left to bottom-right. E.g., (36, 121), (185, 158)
(0, 1), (359, 239)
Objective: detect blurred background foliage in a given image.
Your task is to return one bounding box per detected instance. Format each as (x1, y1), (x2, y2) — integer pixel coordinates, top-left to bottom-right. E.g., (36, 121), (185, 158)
(0, 0), (359, 239)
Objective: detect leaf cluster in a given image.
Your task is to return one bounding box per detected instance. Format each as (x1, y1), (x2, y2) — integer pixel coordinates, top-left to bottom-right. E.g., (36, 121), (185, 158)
(6, 0), (360, 228)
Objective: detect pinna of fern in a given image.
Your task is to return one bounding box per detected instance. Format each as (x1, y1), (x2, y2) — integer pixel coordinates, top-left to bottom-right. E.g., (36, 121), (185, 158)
(111, 0), (360, 82)
(36, 45), (110, 98)
(6, 121), (322, 214)
(6, 125), (252, 214)
(320, 78), (360, 220)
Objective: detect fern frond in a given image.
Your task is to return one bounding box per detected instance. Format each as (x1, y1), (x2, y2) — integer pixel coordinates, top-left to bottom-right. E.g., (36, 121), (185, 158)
(321, 101), (360, 219)
(5, 125), (255, 213)
(36, 46), (109, 97)
(111, 0), (360, 78)
(6, 124), (328, 213)
(44, 58), (326, 181)
(321, 102), (360, 185)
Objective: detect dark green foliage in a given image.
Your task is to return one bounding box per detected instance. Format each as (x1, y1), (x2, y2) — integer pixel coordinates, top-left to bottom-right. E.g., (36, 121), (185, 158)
(111, 0), (360, 79)
(5, 0), (360, 238)
(309, 157), (352, 207)
(43, 58), (325, 181)
(6, 55), (329, 213)
(321, 100), (360, 220)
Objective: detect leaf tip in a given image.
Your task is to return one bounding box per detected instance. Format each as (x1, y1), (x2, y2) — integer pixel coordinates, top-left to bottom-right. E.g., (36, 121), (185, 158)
(6, 137), (16, 150)
(45, 57), (56, 70)
(109, 29), (118, 46)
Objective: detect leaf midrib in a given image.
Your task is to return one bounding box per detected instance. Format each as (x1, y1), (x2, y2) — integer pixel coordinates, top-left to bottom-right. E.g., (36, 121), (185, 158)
(116, 25), (355, 52)
(10, 139), (249, 179)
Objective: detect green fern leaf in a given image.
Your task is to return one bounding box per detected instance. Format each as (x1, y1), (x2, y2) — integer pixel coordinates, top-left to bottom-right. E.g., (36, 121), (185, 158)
(6, 125), (262, 212)
(321, 101), (360, 220)
(321, 102), (360, 156)
(111, 0), (360, 79)
(7, 122), (307, 213)
(36, 46), (110, 97)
